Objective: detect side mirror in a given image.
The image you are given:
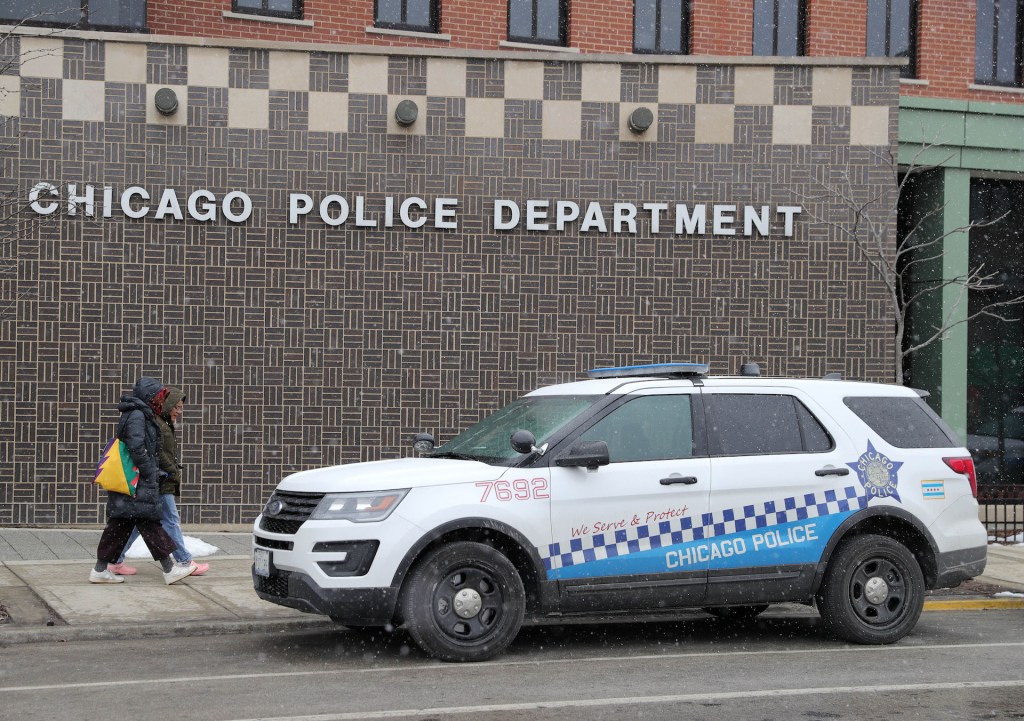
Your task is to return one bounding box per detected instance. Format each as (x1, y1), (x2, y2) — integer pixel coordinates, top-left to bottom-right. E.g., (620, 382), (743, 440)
(510, 429), (537, 455)
(412, 432), (435, 453)
(555, 440), (610, 471)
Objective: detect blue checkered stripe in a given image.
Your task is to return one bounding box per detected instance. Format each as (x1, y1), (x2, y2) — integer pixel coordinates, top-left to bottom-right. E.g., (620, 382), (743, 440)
(541, 485), (867, 572)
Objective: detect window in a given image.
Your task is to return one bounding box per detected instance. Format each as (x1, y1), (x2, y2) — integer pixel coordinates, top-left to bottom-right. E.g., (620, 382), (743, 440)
(976, 0), (1024, 86)
(752, 0), (805, 56)
(233, 0), (302, 20)
(0, 0), (145, 30)
(634, 0), (689, 54)
(432, 395), (598, 464)
(376, 0), (438, 32)
(707, 394), (833, 455)
(844, 397), (959, 448)
(578, 395), (695, 463)
(866, 0), (918, 78)
(508, 0), (567, 46)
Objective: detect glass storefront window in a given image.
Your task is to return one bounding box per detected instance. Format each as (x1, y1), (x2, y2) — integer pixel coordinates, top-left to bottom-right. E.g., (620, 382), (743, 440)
(967, 178), (1024, 485)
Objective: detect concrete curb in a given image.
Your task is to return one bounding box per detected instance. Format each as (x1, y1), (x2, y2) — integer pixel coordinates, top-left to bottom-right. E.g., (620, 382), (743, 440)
(922, 598), (1024, 611)
(0, 616), (335, 647)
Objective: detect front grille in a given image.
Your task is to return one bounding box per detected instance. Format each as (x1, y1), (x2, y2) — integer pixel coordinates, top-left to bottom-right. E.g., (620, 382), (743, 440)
(254, 535), (293, 551)
(255, 569), (290, 598)
(259, 490), (325, 535)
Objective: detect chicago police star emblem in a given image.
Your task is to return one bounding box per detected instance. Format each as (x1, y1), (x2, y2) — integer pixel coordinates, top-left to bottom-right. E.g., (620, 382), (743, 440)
(847, 440), (903, 502)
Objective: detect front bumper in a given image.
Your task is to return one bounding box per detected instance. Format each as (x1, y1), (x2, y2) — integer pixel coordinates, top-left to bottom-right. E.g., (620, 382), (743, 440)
(934, 545), (987, 589)
(253, 565), (399, 625)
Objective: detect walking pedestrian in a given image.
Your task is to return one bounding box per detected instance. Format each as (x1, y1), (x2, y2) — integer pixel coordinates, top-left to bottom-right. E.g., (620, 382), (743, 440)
(108, 387), (209, 576)
(90, 377), (198, 585)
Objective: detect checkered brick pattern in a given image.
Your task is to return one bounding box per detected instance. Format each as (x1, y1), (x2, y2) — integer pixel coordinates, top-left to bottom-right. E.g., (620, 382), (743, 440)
(542, 485), (868, 571)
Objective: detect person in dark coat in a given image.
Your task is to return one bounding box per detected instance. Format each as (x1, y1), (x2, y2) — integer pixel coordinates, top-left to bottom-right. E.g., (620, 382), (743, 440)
(108, 387), (209, 576)
(90, 377), (199, 585)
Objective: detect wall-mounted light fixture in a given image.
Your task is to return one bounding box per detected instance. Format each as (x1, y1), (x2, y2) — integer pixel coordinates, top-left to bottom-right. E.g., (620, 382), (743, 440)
(395, 99), (419, 127)
(627, 106), (654, 134)
(154, 87), (179, 116)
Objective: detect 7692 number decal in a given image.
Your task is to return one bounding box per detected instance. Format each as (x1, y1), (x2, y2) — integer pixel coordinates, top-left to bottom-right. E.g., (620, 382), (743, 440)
(476, 478), (549, 502)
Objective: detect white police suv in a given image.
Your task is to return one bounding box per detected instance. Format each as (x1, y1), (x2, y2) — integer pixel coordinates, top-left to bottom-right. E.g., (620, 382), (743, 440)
(253, 363), (987, 662)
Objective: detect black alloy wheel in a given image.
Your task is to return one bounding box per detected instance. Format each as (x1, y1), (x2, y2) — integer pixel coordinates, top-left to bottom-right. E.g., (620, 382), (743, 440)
(816, 533), (925, 644)
(401, 541), (525, 662)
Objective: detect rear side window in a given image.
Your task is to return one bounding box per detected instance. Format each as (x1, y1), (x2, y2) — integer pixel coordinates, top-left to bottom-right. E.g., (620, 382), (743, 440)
(843, 396), (960, 448)
(707, 394), (834, 456)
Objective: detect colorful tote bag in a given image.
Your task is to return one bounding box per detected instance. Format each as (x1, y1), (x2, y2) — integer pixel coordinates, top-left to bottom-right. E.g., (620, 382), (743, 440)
(93, 438), (139, 496)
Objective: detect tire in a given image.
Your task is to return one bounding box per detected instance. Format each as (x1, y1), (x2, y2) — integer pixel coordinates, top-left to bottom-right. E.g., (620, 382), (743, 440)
(400, 541), (525, 662)
(703, 605), (769, 622)
(816, 534), (924, 645)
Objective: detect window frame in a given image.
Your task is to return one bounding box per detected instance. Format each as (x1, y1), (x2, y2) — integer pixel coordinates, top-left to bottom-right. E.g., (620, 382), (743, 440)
(866, 0), (919, 79)
(0, 0), (147, 31)
(752, 0), (807, 57)
(374, 0), (439, 33)
(633, 0), (690, 55)
(232, 0), (303, 21)
(975, 0), (1024, 87)
(507, 0), (568, 47)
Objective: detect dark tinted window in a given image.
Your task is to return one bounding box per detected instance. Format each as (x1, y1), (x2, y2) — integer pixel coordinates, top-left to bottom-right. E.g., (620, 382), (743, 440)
(509, 0), (566, 45)
(578, 395), (694, 463)
(976, 0), (1023, 86)
(866, 0), (917, 78)
(753, 0), (805, 56)
(795, 400), (834, 452)
(234, 0), (302, 20)
(0, 0), (145, 29)
(376, 0), (438, 32)
(708, 394), (807, 455)
(634, 0), (689, 54)
(844, 396), (960, 448)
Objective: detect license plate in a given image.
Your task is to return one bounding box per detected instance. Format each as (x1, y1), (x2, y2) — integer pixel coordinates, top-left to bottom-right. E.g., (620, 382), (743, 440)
(254, 548), (271, 577)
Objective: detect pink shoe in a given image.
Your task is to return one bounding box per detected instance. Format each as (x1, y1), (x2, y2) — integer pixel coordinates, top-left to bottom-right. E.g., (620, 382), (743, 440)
(107, 562), (137, 576)
(184, 562), (209, 576)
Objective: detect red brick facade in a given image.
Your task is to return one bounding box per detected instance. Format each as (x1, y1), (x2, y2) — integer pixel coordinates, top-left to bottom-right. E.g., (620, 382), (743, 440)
(146, 0), (1023, 106)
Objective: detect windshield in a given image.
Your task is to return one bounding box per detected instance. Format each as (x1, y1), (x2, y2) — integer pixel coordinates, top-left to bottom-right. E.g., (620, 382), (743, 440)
(431, 395), (598, 464)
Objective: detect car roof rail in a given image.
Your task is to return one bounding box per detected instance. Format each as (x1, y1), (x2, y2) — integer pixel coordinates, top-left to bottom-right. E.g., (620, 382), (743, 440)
(587, 362), (710, 380)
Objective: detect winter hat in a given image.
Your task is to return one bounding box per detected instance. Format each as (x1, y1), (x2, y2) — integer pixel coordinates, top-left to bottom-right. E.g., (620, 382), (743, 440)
(133, 377), (163, 403)
(161, 387), (186, 420)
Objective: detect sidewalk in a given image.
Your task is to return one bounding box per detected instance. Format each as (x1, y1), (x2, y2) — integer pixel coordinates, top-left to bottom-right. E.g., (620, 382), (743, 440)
(0, 526), (332, 645)
(1, 527), (1022, 646)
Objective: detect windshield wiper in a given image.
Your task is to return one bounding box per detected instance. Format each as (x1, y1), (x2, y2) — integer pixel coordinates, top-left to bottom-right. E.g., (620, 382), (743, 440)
(430, 451), (480, 461)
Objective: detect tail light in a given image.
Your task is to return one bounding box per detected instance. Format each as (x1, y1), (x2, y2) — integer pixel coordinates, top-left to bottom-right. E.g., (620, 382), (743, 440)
(943, 456), (977, 497)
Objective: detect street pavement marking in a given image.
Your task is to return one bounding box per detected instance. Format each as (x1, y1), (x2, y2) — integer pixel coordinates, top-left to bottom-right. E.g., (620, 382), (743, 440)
(1, 641), (1023, 694)
(924, 598), (1024, 611)
(219, 680), (1024, 720)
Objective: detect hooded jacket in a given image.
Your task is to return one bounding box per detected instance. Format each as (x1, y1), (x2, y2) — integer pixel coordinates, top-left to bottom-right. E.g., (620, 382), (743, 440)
(156, 387), (184, 496)
(106, 377), (165, 522)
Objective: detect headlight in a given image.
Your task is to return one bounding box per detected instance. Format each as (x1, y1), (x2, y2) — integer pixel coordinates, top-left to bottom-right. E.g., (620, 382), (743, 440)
(309, 490), (409, 522)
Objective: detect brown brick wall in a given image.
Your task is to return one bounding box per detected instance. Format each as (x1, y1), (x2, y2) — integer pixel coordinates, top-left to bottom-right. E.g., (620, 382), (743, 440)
(0, 34), (899, 526)
(142, 0), (1024, 108)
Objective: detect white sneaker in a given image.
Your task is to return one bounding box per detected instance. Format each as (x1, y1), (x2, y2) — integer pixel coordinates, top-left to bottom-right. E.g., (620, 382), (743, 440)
(163, 562), (198, 585)
(89, 569), (125, 584)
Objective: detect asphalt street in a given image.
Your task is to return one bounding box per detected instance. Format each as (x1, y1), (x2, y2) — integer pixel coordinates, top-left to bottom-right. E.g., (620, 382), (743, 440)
(1, 607), (1023, 721)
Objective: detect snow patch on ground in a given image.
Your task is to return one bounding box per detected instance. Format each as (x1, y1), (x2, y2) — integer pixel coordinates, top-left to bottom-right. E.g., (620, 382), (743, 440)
(994, 591), (1024, 598)
(123, 535), (220, 559)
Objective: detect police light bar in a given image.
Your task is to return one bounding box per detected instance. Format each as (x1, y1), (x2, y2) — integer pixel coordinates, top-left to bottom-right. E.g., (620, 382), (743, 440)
(586, 363), (710, 380)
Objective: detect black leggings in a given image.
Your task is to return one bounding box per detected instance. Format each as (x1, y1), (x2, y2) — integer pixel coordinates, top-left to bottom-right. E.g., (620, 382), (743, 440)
(96, 518), (177, 563)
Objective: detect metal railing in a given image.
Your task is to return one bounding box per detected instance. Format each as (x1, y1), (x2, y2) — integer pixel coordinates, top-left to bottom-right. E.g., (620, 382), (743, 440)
(978, 484), (1024, 543)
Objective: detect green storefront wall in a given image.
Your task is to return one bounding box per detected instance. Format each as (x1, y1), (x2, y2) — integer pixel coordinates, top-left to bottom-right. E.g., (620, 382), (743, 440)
(898, 96), (1024, 440)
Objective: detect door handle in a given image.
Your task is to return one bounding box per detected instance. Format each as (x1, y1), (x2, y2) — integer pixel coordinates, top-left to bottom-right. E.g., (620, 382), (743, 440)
(814, 467), (850, 477)
(660, 476), (699, 485)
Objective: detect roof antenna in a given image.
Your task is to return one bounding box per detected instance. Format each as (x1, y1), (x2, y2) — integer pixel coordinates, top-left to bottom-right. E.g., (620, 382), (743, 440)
(740, 362), (760, 377)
